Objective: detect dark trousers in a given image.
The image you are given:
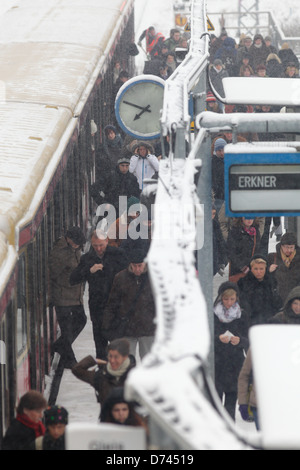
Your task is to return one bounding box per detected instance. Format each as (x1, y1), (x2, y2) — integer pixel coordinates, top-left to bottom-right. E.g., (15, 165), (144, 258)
(54, 305), (87, 366)
(90, 308), (108, 360)
(217, 387), (238, 422)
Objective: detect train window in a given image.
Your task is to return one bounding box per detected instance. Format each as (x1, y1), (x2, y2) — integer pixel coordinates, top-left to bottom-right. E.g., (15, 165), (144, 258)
(17, 255), (27, 355)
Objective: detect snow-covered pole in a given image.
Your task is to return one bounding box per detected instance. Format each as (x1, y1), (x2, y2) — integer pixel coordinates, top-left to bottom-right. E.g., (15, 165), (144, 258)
(125, 0), (256, 451)
(160, 0), (209, 158)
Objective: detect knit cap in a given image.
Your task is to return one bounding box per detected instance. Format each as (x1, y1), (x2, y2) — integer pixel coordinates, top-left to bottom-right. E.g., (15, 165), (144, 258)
(44, 406), (69, 426)
(214, 138), (227, 151)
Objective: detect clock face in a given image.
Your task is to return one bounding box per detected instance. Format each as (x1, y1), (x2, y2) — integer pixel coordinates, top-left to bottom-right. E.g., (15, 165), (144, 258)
(115, 75), (165, 140)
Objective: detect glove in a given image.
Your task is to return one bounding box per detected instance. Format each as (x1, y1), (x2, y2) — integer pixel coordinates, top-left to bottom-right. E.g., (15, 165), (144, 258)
(218, 265), (226, 277)
(239, 404), (250, 421)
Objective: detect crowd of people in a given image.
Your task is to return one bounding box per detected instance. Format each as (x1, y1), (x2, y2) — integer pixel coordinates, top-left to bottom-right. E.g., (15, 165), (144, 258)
(209, 30), (299, 97)
(3, 24), (300, 450)
(209, 31), (300, 430)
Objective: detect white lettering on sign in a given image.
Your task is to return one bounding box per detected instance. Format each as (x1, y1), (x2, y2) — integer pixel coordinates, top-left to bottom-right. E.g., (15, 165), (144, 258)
(238, 175), (277, 189)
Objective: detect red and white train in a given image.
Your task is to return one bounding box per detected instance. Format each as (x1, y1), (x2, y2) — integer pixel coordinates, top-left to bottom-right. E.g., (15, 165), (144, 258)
(0, 0), (135, 446)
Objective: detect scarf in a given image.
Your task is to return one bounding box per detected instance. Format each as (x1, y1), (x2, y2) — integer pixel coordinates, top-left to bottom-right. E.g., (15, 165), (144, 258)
(281, 247), (296, 267)
(214, 301), (242, 324)
(107, 357), (131, 380)
(17, 413), (46, 438)
(243, 226), (256, 237)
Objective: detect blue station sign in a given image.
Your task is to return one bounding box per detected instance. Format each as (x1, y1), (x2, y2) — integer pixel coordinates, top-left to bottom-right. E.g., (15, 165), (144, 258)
(225, 152), (300, 217)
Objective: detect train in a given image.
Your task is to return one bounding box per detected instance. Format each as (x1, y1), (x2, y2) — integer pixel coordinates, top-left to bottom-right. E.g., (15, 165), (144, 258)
(0, 0), (135, 446)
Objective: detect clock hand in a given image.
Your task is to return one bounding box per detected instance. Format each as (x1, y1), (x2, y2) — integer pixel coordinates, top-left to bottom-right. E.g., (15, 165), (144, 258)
(134, 104), (152, 121)
(123, 100), (152, 112)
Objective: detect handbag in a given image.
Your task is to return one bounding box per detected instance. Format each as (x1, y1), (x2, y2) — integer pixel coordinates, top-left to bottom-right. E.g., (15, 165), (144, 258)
(102, 277), (146, 341)
(229, 234), (257, 284)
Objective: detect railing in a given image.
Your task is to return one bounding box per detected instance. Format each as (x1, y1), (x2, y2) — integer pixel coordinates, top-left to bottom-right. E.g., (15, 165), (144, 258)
(208, 10), (300, 56)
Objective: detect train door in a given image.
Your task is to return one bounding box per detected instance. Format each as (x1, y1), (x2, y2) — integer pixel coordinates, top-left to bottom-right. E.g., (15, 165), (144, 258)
(16, 254), (30, 399)
(0, 304), (16, 447)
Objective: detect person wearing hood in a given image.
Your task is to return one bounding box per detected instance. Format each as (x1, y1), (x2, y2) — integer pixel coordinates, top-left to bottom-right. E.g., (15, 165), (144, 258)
(214, 282), (249, 421)
(249, 34), (270, 71)
(102, 249), (156, 360)
(266, 53), (285, 78)
(268, 232), (300, 303)
(129, 142), (159, 191)
(72, 339), (136, 409)
(278, 42), (299, 72)
(238, 254), (283, 328)
(49, 227), (87, 368)
(214, 36), (239, 77)
(239, 286), (300, 431)
(270, 286), (300, 325)
(100, 387), (147, 430)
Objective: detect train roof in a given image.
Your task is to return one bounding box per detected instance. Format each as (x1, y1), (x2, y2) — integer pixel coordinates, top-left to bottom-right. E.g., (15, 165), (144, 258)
(0, 0), (134, 246)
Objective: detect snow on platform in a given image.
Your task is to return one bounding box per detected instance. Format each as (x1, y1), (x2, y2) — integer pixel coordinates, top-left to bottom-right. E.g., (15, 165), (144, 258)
(55, 291), (100, 425)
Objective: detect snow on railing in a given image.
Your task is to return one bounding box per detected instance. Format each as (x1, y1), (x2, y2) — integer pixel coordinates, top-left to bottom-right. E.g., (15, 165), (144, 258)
(125, 0), (259, 451)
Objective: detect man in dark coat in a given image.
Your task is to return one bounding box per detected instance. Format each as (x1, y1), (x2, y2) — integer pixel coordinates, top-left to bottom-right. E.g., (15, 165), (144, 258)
(91, 157), (140, 213)
(209, 59), (229, 98)
(102, 249), (156, 360)
(49, 227), (87, 368)
(212, 138), (227, 213)
(70, 230), (128, 359)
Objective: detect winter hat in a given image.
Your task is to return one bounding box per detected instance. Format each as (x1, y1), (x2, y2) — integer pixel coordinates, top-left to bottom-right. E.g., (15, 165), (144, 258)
(44, 406), (68, 426)
(281, 232), (297, 246)
(129, 249), (146, 264)
(213, 59), (223, 67)
(66, 227), (86, 246)
(214, 281), (240, 307)
(218, 281), (240, 297)
(206, 91), (217, 102)
(254, 34), (264, 42)
(118, 157), (130, 165)
(214, 138), (227, 151)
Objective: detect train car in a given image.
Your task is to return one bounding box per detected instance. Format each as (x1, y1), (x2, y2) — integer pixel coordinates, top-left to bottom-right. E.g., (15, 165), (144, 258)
(0, 0), (135, 446)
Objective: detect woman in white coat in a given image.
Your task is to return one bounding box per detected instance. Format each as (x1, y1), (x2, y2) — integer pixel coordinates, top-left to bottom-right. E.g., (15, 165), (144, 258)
(129, 142), (159, 191)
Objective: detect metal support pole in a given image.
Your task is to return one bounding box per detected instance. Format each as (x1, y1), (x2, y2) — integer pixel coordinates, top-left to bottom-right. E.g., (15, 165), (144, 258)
(196, 132), (214, 378)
